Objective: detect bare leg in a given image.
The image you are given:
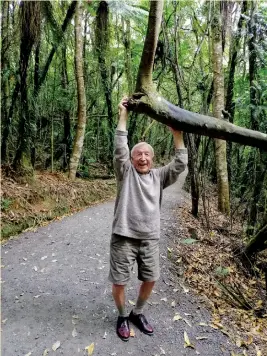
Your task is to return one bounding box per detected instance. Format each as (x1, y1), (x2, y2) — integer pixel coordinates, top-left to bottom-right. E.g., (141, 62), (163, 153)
(112, 284), (127, 317)
(133, 281), (155, 314)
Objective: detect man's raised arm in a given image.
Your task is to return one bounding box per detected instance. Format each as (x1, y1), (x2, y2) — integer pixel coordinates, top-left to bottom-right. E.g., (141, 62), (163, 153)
(113, 97), (130, 179)
(159, 128), (188, 188)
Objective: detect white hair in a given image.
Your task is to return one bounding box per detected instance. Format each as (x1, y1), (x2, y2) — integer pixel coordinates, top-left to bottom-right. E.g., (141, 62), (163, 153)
(131, 142), (154, 158)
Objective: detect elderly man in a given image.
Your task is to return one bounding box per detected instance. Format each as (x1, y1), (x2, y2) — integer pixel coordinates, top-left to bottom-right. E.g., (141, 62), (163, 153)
(109, 97), (188, 341)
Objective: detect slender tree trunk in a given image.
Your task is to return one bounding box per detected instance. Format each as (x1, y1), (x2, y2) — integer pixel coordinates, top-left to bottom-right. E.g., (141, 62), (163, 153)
(122, 18), (133, 95)
(69, 1), (87, 180)
(211, 4), (230, 214)
(61, 47), (71, 171)
(1, 1), (10, 163)
(225, 1), (248, 183)
(246, 1), (266, 235)
(95, 1), (113, 163)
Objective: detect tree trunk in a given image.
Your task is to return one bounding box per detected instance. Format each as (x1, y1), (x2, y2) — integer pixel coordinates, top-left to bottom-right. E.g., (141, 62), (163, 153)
(13, 1), (41, 175)
(1, 1), (10, 163)
(127, 0), (266, 151)
(211, 3), (230, 214)
(69, 1), (87, 180)
(244, 221), (267, 258)
(128, 93), (267, 149)
(246, 1), (266, 235)
(122, 18), (134, 95)
(61, 47), (71, 171)
(135, 0), (163, 93)
(95, 1), (113, 162)
(225, 1), (248, 182)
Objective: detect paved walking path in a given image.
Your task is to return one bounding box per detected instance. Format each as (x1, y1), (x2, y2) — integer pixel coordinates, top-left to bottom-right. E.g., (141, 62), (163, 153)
(2, 180), (238, 356)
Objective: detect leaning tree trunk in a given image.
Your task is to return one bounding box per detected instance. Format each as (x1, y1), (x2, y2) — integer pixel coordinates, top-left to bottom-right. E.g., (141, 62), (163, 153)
(13, 1), (41, 175)
(244, 221), (267, 258)
(211, 3), (230, 214)
(127, 0), (267, 151)
(69, 1), (87, 180)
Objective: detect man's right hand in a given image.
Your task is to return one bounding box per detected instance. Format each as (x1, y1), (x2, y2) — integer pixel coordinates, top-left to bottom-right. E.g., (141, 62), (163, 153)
(117, 97), (129, 131)
(118, 97), (129, 118)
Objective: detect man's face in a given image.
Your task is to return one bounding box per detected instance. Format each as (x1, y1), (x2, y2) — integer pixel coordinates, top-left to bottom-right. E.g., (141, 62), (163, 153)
(131, 144), (153, 174)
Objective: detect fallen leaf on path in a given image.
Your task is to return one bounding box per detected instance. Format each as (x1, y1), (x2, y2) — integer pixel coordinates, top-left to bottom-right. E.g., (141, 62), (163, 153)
(130, 328), (135, 337)
(85, 343), (94, 355)
(33, 266), (38, 271)
(199, 322), (208, 326)
(128, 300), (135, 306)
(256, 345), (262, 356)
(41, 256), (47, 260)
(171, 301), (176, 307)
(183, 318), (192, 327)
(180, 284), (189, 293)
(52, 341), (60, 351)
(43, 349), (49, 356)
(2, 319), (8, 324)
(160, 297), (167, 302)
(160, 346), (166, 354)
(184, 331), (194, 348)
(196, 336), (208, 340)
(72, 328), (77, 337)
(173, 313), (182, 321)
(24, 352), (32, 356)
(103, 331), (107, 339)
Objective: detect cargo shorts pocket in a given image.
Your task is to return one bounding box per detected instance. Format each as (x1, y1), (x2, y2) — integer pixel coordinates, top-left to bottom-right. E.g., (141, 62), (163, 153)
(137, 239), (160, 282)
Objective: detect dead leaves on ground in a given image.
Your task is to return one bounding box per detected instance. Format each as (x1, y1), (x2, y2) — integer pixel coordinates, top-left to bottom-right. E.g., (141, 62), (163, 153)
(172, 195), (267, 353)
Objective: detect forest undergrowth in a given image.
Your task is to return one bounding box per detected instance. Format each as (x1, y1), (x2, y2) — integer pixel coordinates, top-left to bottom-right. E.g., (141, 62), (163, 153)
(0, 167), (116, 241)
(172, 188), (267, 355)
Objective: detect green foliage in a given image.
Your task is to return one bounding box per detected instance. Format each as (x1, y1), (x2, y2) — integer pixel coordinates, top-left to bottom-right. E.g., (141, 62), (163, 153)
(1, 198), (12, 212)
(215, 266), (230, 277)
(181, 238), (199, 245)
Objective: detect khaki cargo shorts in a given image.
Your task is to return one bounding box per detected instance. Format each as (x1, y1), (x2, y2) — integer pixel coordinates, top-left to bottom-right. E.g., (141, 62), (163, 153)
(109, 234), (160, 285)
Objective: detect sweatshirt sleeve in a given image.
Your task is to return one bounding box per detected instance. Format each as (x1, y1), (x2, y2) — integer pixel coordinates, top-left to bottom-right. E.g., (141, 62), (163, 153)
(113, 130), (131, 180)
(158, 148), (188, 189)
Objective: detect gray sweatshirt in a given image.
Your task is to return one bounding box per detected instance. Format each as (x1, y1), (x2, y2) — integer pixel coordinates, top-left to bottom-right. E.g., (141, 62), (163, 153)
(112, 130), (188, 240)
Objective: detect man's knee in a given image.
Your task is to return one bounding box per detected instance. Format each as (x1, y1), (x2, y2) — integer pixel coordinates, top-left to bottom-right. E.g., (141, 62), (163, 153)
(112, 283), (126, 290)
